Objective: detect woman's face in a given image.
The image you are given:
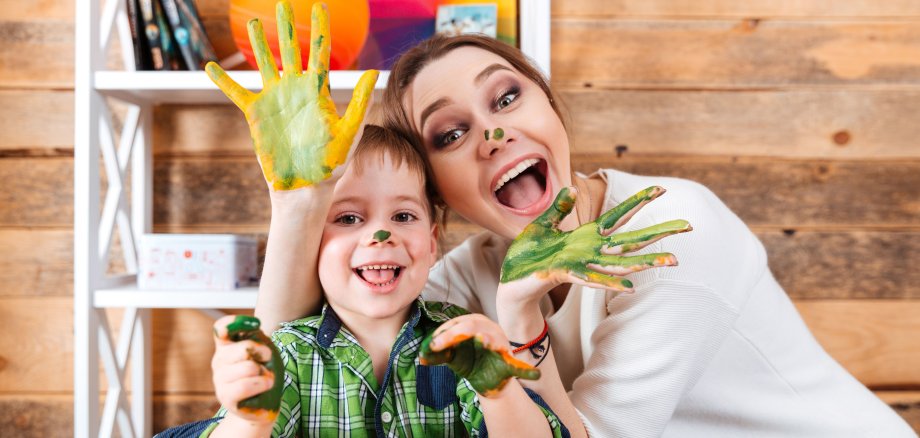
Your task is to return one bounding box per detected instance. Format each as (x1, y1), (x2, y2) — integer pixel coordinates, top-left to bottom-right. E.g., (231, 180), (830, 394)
(405, 47), (572, 239)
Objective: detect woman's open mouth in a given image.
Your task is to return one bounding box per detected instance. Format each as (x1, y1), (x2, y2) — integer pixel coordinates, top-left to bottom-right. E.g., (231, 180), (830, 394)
(492, 158), (550, 213)
(354, 264), (403, 288)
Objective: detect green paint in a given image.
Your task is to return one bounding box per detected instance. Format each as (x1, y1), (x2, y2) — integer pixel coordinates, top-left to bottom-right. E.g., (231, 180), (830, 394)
(499, 186), (691, 292)
(493, 127), (504, 140)
(226, 315), (283, 415)
(373, 230), (391, 242)
(484, 129), (490, 141)
(420, 332), (539, 395)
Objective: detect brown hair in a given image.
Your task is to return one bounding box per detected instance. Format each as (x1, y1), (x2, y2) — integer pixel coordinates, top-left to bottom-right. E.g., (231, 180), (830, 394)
(350, 124), (447, 231)
(379, 34), (566, 158)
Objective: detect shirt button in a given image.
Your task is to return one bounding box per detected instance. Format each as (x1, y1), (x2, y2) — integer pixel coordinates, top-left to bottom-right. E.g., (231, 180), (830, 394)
(381, 412), (393, 423)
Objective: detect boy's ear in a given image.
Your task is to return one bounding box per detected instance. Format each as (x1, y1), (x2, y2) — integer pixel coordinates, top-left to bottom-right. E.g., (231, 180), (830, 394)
(429, 223), (440, 263)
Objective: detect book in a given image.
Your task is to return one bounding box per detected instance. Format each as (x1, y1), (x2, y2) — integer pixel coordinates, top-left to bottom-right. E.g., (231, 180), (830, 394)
(175, 0), (219, 67)
(125, 0), (153, 70)
(137, 0), (166, 70)
(153, 0), (185, 70)
(160, 0), (200, 69)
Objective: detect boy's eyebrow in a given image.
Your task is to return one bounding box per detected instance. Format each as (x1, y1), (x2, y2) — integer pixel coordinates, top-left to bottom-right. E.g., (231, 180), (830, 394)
(332, 195), (425, 207)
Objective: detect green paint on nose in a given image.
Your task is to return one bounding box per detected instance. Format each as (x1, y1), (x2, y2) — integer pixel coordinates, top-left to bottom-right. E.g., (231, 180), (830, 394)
(373, 230), (391, 242)
(493, 128), (504, 140)
(484, 129), (490, 141)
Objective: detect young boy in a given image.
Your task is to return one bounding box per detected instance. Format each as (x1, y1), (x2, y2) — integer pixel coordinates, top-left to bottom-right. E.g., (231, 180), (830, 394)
(202, 126), (569, 437)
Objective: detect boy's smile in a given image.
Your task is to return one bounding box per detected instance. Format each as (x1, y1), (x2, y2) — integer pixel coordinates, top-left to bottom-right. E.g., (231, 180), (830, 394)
(317, 153), (438, 323)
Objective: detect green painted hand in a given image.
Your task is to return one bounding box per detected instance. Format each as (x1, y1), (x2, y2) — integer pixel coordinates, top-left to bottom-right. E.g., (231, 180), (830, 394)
(206, 1), (378, 190)
(501, 186), (692, 291)
(225, 315), (284, 419)
(419, 332), (540, 397)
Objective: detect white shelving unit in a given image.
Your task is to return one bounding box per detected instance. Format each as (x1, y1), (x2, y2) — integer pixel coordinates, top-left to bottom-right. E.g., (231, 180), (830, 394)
(74, 1), (550, 436)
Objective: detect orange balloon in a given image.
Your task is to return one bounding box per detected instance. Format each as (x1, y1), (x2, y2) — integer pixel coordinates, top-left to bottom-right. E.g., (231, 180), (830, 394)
(230, 0), (370, 70)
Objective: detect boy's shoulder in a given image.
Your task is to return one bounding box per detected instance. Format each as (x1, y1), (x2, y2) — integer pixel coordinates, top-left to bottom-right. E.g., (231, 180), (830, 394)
(271, 314), (325, 349)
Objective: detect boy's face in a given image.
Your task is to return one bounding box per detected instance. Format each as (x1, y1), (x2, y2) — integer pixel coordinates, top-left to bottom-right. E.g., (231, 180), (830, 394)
(318, 154), (438, 322)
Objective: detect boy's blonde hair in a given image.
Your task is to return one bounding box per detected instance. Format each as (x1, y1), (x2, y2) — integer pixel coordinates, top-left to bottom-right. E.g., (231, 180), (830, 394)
(349, 125), (446, 230)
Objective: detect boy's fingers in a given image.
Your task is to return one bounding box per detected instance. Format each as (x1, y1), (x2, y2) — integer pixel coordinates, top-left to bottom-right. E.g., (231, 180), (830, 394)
(602, 219), (692, 255)
(338, 70), (379, 136)
(306, 2), (331, 92)
(214, 360), (270, 384)
(206, 62), (252, 110)
(533, 186), (576, 230)
(596, 186), (665, 235)
(217, 375), (275, 405)
(213, 315), (239, 343)
(247, 19), (280, 85)
(276, 0), (302, 74)
(213, 340), (272, 367)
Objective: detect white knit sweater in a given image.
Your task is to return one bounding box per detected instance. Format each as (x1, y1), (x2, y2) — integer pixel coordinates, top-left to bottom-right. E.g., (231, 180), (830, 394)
(423, 169), (915, 437)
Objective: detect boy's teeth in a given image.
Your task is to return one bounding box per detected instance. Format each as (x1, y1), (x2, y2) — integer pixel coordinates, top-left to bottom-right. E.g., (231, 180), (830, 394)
(494, 158), (539, 192)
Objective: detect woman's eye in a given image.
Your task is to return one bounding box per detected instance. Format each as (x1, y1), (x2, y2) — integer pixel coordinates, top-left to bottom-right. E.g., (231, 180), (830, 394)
(495, 87), (520, 110)
(393, 212), (417, 223)
(336, 214), (362, 225)
(434, 128), (466, 149)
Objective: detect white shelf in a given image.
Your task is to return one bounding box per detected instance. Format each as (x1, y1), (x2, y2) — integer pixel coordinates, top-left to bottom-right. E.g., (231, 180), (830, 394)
(95, 70), (390, 104)
(95, 285), (258, 309)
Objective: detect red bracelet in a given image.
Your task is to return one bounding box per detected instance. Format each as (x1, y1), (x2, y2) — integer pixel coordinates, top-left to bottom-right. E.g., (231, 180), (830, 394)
(510, 320), (549, 354)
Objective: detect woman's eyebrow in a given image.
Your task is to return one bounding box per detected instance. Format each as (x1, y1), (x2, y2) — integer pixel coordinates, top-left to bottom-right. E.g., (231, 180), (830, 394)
(475, 63), (512, 86)
(420, 97), (451, 132)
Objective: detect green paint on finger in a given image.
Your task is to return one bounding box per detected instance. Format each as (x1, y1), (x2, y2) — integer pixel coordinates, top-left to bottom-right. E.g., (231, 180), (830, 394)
(373, 230), (391, 242)
(622, 279), (633, 288)
(493, 128), (504, 140)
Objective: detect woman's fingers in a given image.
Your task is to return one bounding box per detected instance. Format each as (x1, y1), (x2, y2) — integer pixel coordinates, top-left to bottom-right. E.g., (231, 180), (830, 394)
(602, 219), (692, 255)
(587, 253), (678, 277)
(276, 0), (302, 75)
(306, 2), (331, 93)
(205, 62), (252, 110)
(565, 269), (635, 293)
(247, 19), (279, 85)
(596, 186), (665, 235)
(533, 186), (577, 231)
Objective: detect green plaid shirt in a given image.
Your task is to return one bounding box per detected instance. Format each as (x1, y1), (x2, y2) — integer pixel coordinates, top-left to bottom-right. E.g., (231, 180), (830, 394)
(203, 299), (567, 438)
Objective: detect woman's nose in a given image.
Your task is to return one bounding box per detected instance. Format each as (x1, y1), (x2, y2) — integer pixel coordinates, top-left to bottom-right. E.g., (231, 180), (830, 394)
(479, 127), (512, 159)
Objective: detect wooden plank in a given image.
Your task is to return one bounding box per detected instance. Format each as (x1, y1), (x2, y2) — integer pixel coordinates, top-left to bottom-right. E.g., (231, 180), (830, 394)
(0, 393), (221, 437)
(553, 20), (920, 88)
(0, 21), (74, 88)
(0, 91), (73, 150)
(0, 157), (73, 227)
(795, 300), (920, 388)
(553, 1), (920, 18)
(0, 0), (74, 20)
(0, 229), (72, 297)
(560, 88), (920, 158)
(877, 391), (920, 434)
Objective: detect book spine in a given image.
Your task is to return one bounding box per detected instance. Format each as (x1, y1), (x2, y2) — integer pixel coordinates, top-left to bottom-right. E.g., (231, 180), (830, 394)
(125, 0), (152, 70)
(153, 0), (186, 70)
(175, 0), (219, 66)
(137, 0), (167, 70)
(160, 0), (200, 69)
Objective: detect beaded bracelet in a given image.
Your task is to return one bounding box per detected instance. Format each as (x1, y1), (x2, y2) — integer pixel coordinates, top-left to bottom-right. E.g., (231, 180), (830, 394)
(510, 321), (550, 366)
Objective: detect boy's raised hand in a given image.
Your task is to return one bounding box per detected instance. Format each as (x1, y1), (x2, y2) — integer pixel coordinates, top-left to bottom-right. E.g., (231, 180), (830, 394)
(212, 315), (283, 424)
(500, 186), (693, 293)
(206, 1), (378, 191)
(420, 314), (541, 397)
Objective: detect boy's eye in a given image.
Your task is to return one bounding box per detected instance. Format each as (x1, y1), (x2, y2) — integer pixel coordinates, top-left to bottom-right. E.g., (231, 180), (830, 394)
(393, 212), (417, 223)
(336, 214), (362, 225)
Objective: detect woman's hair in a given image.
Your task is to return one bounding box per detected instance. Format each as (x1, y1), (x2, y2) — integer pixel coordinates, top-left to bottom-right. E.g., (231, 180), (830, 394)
(379, 34), (566, 157)
(350, 124), (447, 231)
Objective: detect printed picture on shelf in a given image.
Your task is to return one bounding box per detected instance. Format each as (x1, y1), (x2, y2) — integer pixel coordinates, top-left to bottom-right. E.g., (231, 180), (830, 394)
(436, 3), (497, 38)
(436, 0), (516, 46)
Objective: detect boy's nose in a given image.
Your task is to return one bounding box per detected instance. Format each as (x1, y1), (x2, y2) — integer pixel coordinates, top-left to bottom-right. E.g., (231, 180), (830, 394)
(369, 229), (393, 245)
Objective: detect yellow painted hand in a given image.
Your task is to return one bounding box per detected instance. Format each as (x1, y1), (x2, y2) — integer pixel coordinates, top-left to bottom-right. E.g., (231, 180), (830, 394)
(206, 1), (378, 190)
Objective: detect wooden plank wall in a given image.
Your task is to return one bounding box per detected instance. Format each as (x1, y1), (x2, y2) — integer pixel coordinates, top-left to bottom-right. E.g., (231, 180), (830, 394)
(1, 0), (918, 435)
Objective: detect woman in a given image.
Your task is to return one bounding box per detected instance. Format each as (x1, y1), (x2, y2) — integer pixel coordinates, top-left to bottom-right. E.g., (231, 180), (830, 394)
(366, 34), (915, 437)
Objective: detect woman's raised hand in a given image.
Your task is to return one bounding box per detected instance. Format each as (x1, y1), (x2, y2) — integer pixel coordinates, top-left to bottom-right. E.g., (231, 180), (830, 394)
(206, 1), (378, 190)
(500, 186), (692, 293)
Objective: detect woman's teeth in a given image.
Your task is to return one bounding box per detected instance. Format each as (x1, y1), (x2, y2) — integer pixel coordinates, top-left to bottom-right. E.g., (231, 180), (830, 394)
(494, 158), (540, 192)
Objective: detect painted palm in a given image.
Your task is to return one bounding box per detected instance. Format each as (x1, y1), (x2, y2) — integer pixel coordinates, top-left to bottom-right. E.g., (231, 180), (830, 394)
(206, 1), (378, 190)
(419, 333), (540, 397)
(501, 186), (693, 291)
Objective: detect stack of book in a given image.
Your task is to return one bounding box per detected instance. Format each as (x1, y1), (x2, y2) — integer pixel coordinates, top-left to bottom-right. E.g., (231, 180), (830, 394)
(125, 0), (219, 70)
